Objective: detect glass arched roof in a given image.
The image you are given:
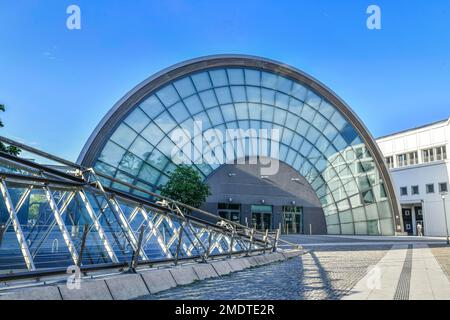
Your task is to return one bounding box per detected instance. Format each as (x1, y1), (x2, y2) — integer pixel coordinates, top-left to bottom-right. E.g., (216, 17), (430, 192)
(79, 56), (399, 236)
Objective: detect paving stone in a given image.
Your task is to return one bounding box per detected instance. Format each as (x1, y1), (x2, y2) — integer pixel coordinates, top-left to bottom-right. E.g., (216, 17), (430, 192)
(141, 269), (177, 294)
(211, 260), (232, 275)
(59, 279), (113, 300)
(227, 259), (246, 272)
(0, 286), (62, 300)
(169, 265), (199, 286)
(193, 264), (218, 280)
(105, 273), (150, 300)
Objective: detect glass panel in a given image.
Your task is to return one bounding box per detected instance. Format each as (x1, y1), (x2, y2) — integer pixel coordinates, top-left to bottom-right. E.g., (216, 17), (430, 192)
(246, 86), (260, 103)
(173, 77), (196, 98)
(209, 69), (228, 87)
(199, 89), (218, 109)
(139, 95), (165, 118)
(129, 136), (153, 160)
(227, 69), (245, 85)
(191, 72), (212, 91)
(230, 86), (247, 102)
(215, 87), (233, 104)
(183, 94), (204, 115)
(156, 84), (179, 107)
(98, 141), (126, 167)
(141, 122), (165, 145)
(110, 124), (137, 149)
(168, 101), (190, 123)
(244, 69), (260, 86)
(124, 107), (150, 133)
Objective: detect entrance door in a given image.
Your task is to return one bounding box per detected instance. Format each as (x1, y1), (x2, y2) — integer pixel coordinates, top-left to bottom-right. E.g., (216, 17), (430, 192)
(251, 205), (272, 230)
(414, 206), (424, 235)
(282, 206), (303, 234)
(402, 208), (413, 235)
(217, 203), (240, 223)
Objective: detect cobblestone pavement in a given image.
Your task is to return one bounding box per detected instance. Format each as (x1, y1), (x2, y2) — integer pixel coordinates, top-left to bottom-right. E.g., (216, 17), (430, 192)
(296, 246), (390, 299)
(430, 244), (450, 281)
(139, 245), (391, 300)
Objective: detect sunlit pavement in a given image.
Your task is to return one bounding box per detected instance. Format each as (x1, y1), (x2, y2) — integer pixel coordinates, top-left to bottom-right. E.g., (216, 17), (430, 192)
(137, 235), (450, 300)
(281, 235), (450, 300)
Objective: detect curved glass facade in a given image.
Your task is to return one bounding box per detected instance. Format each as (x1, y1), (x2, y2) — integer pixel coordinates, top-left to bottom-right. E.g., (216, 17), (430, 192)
(82, 57), (399, 235)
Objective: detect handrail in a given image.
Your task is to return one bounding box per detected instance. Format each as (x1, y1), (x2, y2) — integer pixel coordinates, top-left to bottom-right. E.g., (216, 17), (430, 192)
(0, 135), (283, 241)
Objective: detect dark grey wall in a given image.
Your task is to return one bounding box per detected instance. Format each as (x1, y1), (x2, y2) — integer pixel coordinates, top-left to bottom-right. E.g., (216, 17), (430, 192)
(200, 159), (327, 234)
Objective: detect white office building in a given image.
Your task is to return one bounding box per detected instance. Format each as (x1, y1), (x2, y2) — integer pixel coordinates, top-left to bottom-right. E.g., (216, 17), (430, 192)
(376, 118), (450, 236)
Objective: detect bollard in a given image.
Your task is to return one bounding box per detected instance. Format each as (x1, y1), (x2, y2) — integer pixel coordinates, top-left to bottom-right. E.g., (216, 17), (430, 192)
(0, 223), (5, 247)
(77, 224), (89, 267)
(263, 229), (269, 254)
(272, 227), (280, 252)
(246, 228), (254, 256)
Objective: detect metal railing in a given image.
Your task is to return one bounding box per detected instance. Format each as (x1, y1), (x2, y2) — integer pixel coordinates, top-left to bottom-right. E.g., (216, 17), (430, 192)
(0, 136), (301, 282)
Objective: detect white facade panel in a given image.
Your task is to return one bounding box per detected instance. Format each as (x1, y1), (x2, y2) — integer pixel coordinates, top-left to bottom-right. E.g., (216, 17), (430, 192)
(377, 118), (450, 237)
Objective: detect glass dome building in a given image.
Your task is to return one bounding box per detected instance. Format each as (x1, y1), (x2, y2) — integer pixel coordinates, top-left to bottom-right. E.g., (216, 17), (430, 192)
(78, 55), (402, 235)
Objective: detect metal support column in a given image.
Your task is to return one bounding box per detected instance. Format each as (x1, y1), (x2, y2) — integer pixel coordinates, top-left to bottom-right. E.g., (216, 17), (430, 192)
(0, 179), (36, 271)
(43, 186), (79, 265)
(109, 196), (149, 261)
(78, 190), (119, 263)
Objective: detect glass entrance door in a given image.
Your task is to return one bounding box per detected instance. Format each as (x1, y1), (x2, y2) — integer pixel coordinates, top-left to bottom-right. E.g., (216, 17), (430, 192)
(282, 206), (303, 234)
(217, 203), (240, 223)
(251, 205), (272, 230)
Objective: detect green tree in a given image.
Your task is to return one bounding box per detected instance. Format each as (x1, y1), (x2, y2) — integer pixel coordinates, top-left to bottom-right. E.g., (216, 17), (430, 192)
(0, 104), (21, 156)
(160, 165), (211, 209)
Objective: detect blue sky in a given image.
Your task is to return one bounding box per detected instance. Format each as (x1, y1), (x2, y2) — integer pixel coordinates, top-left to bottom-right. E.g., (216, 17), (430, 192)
(0, 0), (449, 161)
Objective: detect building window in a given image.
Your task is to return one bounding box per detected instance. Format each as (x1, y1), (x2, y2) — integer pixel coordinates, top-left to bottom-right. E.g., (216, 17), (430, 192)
(422, 148), (434, 163)
(422, 146), (446, 163)
(411, 185), (419, 195)
(439, 182), (448, 194)
(408, 151), (418, 165)
(400, 187), (408, 196)
(385, 156), (394, 169)
(426, 184), (435, 194)
(397, 154), (407, 167)
(436, 146), (447, 161)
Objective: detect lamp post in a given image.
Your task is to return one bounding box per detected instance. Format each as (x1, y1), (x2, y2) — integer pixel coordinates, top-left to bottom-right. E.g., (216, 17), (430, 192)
(441, 191), (449, 245)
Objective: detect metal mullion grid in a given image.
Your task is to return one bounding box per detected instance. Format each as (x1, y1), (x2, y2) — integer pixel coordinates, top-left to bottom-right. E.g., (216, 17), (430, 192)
(172, 76), (223, 169)
(140, 209), (172, 258)
(0, 179), (36, 271)
(160, 75), (216, 178)
(108, 196), (149, 261)
(132, 92), (193, 188)
(241, 69), (252, 133)
(30, 190), (76, 260)
(221, 69), (241, 162)
(97, 138), (164, 193)
(225, 69), (248, 161)
(88, 188), (129, 257)
(185, 227), (208, 256)
(89, 190), (135, 260)
(295, 111), (356, 230)
(43, 186), (79, 265)
(161, 218), (191, 257)
(78, 189), (119, 263)
(293, 142), (343, 234)
(3, 186), (33, 231)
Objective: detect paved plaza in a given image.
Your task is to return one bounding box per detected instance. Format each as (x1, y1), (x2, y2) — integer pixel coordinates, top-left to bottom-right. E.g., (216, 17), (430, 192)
(140, 235), (450, 300)
(289, 235), (450, 300)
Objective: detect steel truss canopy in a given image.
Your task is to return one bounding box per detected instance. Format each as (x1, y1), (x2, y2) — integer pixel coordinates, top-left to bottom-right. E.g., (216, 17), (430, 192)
(78, 55), (402, 236)
(0, 137), (281, 275)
